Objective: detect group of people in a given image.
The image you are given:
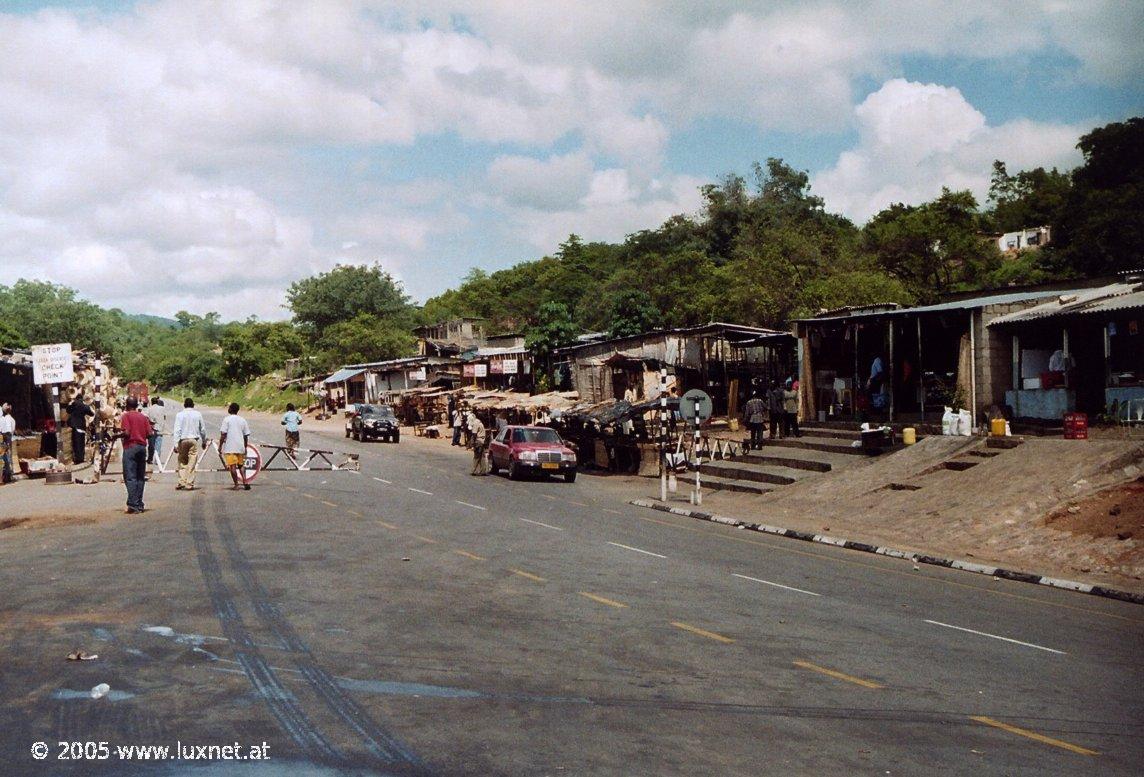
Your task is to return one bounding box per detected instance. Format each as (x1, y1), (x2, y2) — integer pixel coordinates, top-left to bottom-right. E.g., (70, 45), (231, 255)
(116, 399), (253, 514)
(742, 378), (802, 446)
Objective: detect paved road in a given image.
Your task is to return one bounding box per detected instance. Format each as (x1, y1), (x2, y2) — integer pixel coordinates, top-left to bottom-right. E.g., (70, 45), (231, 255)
(1, 410), (1141, 775)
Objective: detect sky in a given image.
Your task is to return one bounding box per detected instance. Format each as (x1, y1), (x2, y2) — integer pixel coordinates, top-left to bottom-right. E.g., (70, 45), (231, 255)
(0, 1), (1140, 321)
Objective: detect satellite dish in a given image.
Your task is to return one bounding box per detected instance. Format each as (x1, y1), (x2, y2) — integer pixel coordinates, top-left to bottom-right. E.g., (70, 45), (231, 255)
(679, 389), (713, 422)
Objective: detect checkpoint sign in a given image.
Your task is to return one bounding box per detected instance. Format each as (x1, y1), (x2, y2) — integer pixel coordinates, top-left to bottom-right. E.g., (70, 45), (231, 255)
(243, 443), (263, 483)
(679, 389), (713, 423)
(31, 342), (74, 385)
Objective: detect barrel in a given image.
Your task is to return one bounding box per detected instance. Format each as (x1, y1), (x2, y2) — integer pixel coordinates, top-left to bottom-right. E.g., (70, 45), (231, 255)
(902, 427), (916, 445)
(990, 418), (1007, 437)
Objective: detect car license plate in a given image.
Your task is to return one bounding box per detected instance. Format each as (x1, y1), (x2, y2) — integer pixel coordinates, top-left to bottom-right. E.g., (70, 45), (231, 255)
(541, 462), (559, 470)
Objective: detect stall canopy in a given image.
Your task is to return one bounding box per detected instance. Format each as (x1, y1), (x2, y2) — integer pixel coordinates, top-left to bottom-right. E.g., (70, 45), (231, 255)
(323, 367), (365, 385)
(988, 282), (1144, 325)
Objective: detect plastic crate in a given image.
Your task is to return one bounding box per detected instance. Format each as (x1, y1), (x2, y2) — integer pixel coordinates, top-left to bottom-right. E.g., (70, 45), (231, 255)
(1063, 412), (1088, 440)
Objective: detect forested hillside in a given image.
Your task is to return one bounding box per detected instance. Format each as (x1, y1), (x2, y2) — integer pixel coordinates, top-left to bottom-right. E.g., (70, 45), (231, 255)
(1, 118), (1140, 389)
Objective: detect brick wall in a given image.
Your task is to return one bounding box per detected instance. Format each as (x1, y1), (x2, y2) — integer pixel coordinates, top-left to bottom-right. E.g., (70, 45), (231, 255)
(975, 301), (1046, 416)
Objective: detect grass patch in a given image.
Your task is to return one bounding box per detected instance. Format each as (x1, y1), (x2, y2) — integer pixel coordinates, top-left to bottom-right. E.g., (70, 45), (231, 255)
(162, 376), (315, 414)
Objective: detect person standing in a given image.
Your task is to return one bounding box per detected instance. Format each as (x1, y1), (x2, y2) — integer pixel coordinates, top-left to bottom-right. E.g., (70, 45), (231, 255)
(219, 402), (252, 491)
(467, 413), (489, 476)
(172, 398), (207, 491)
(767, 380), (785, 439)
(119, 397), (151, 514)
(145, 396), (168, 467)
(782, 378), (801, 438)
(66, 393), (94, 465)
(451, 403), (464, 446)
(0, 403), (15, 484)
(281, 403), (303, 456)
(742, 390), (767, 447)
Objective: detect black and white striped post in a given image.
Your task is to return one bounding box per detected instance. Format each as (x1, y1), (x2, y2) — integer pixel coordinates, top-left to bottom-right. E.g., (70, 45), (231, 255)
(659, 368), (668, 502)
(691, 408), (702, 506)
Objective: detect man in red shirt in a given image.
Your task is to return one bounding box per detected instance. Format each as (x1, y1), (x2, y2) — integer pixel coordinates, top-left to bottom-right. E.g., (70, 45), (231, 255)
(119, 397), (152, 514)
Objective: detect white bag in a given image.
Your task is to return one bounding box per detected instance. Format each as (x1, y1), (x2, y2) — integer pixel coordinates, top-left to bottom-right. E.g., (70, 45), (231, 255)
(941, 407), (955, 436)
(958, 409), (972, 436)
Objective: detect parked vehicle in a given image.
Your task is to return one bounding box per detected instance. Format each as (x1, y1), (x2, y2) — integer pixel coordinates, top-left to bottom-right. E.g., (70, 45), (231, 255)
(350, 404), (400, 443)
(489, 425), (577, 482)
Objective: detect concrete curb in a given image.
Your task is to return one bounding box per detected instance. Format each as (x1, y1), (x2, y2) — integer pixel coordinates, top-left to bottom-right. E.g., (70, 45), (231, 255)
(629, 499), (1144, 606)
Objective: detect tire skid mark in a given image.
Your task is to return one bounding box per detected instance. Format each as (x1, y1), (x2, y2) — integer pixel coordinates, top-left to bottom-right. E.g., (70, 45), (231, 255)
(189, 500), (342, 764)
(213, 507), (425, 771)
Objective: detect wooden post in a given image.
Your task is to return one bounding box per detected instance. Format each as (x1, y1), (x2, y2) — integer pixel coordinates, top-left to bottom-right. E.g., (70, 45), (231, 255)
(917, 317), (925, 423)
(888, 320), (895, 422)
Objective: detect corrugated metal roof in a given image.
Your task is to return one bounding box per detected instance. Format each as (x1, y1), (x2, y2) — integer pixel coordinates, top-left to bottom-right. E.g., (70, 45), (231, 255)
(323, 367), (366, 384)
(797, 288), (1091, 324)
(988, 283), (1144, 325)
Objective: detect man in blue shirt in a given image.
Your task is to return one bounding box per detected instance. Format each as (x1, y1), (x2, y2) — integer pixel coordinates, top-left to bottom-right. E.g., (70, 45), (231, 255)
(281, 403), (303, 456)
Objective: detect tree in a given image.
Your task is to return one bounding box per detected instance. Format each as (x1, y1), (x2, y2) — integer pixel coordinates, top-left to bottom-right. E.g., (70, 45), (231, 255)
(606, 290), (662, 338)
(316, 314), (415, 368)
(287, 264), (413, 334)
(525, 302), (578, 389)
(1054, 117), (1144, 275)
(987, 161), (1071, 232)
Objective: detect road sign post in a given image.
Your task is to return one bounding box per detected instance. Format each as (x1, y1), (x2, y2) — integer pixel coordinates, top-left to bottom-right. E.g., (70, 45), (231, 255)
(658, 369), (668, 502)
(32, 343), (74, 461)
(679, 389), (713, 506)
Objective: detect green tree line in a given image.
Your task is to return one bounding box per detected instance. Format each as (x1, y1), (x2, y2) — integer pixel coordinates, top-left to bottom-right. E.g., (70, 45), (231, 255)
(1, 117), (1139, 392)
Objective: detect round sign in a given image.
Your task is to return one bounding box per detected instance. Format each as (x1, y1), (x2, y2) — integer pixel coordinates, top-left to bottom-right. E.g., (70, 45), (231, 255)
(242, 443), (262, 482)
(679, 389), (713, 422)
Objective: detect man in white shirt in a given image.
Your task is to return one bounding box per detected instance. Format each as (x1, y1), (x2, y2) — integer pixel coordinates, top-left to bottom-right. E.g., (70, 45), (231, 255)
(0, 403), (15, 483)
(145, 397), (168, 467)
(219, 402), (253, 491)
(172, 398), (207, 491)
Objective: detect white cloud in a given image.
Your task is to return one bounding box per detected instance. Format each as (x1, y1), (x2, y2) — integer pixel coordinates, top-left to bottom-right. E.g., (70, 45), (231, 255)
(486, 152), (594, 211)
(811, 79), (1087, 223)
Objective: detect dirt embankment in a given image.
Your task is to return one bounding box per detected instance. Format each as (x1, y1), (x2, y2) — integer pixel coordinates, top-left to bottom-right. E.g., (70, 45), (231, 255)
(1046, 477), (1144, 541)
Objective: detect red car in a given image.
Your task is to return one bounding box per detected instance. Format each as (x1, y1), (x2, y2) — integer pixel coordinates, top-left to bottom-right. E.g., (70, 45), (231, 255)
(489, 425), (578, 483)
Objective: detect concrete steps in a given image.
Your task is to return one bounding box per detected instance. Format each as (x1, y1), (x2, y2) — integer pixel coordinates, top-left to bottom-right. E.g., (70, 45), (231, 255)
(742, 451), (833, 473)
(760, 435), (868, 456)
(699, 474), (773, 496)
(700, 459), (803, 486)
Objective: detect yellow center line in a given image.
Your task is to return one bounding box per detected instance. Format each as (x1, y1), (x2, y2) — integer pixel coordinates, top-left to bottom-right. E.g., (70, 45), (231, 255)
(454, 549), (486, 561)
(569, 501), (589, 508)
(793, 660), (883, 689)
(413, 535), (438, 544)
(301, 492), (317, 500)
(539, 494), (558, 501)
(320, 500), (338, 508)
(671, 621), (735, 643)
(970, 716), (1099, 756)
(377, 520), (399, 530)
(632, 514), (1141, 624)
(283, 485), (297, 491)
(509, 568), (546, 582)
(579, 592), (628, 608)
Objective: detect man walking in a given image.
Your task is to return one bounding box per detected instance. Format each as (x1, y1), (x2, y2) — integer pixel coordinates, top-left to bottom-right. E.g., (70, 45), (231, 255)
(467, 412), (489, 476)
(742, 389), (767, 447)
(281, 402), (303, 457)
(145, 396), (168, 467)
(783, 377), (801, 438)
(66, 393), (94, 465)
(172, 398), (207, 491)
(119, 397), (151, 514)
(219, 402), (252, 491)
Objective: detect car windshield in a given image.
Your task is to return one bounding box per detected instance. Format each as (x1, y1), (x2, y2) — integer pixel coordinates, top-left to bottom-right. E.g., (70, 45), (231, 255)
(362, 406), (394, 418)
(511, 428), (561, 444)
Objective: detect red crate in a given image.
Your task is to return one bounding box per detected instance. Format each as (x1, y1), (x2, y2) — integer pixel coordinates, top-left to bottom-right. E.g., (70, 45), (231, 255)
(1063, 412), (1088, 440)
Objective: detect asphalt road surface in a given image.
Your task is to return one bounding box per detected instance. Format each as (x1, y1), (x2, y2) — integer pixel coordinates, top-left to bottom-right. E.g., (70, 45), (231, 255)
(2, 409), (1142, 776)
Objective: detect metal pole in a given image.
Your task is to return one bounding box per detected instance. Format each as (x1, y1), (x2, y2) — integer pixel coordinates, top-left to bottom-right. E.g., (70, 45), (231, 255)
(969, 310), (978, 430)
(692, 413), (702, 506)
(659, 368), (667, 502)
(888, 321), (895, 422)
(917, 317), (925, 423)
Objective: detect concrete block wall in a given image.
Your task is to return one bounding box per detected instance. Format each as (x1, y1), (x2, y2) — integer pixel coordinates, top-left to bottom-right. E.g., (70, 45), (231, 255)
(974, 300), (1047, 417)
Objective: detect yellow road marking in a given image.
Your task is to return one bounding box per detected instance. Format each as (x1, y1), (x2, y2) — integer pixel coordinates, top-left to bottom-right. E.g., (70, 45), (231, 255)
(284, 485), (297, 491)
(346, 509), (362, 517)
(320, 500), (338, 508)
(671, 621), (734, 643)
(632, 514), (1141, 624)
(414, 535), (438, 544)
(569, 501), (589, 508)
(509, 568), (546, 582)
(793, 660), (883, 689)
(301, 492), (317, 500)
(377, 520), (399, 530)
(579, 592), (627, 608)
(454, 549), (486, 561)
(970, 716), (1099, 756)
(539, 494), (558, 501)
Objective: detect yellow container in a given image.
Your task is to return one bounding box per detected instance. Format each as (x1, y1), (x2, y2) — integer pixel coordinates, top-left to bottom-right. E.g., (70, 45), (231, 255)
(991, 418), (1006, 437)
(902, 427), (916, 445)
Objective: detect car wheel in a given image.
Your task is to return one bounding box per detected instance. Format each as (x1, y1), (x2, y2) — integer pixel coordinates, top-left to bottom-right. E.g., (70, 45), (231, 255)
(353, 429), (361, 441)
(508, 462), (521, 481)
(564, 471), (577, 483)
(345, 428), (350, 438)
(488, 459), (498, 475)
(393, 432), (400, 443)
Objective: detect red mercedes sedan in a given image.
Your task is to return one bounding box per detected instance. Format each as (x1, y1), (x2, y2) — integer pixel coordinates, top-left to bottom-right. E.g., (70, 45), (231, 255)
(489, 425), (578, 482)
